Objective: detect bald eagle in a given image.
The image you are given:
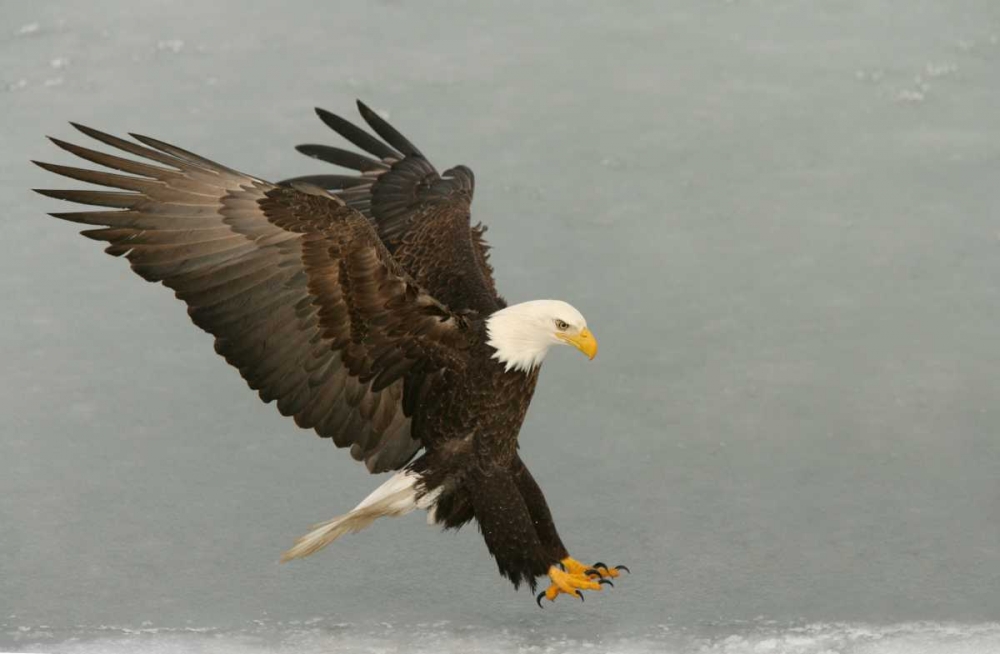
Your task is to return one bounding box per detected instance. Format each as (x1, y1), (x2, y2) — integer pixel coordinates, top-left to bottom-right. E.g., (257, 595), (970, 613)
(34, 101), (627, 605)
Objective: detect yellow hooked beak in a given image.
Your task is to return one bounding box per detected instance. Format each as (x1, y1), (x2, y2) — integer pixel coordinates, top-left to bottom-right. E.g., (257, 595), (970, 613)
(558, 327), (598, 360)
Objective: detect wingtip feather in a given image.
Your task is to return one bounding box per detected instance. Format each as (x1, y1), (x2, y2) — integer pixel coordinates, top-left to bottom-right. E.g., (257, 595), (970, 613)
(32, 159), (71, 176)
(354, 100), (423, 158)
(355, 99), (373, 120)
(69, 122), (110, 140)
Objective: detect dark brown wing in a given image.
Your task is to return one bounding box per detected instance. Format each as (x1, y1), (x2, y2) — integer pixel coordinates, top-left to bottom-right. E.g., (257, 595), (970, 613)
(281, 100), (504, 309)
(33, 124), (476, 473)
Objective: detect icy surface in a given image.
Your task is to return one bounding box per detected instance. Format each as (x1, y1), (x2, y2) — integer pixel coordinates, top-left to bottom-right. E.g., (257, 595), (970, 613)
(5, 620), (1000, 654)
(2, 0), (1000, 651)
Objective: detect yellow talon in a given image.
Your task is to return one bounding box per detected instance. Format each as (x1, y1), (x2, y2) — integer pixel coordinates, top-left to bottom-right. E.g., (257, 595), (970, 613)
(536, 557), (609, 606)
(563, 557), (623, 579)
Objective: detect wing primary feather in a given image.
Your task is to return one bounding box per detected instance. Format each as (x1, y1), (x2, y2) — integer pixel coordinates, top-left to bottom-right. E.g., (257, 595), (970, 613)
(129, 133), (250, 178)
(32, 161), (154, 192)
(69, 124), (186, 169)
(46, 137), (170, 178)
(45, 210), (217, 229)
(34, 188), (139, 208)
(295, 145), (389, 172)
(314, 107), (401, 160)
(355, 100), (425, 158)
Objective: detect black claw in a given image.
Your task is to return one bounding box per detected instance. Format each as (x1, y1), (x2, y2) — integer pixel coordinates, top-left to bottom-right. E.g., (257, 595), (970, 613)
(584, 568), (603, 577)
(614, 565), (631, 574)
(598, 578), (614, 587)
(536, 591), (546, 608)
(575, 590), (585, 602)
(557, 561), (566, 572)
(592, 561), (608, 570)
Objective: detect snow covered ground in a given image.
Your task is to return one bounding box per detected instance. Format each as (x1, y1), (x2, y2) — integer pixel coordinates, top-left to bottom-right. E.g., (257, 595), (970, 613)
(3, 1), (1000, 652)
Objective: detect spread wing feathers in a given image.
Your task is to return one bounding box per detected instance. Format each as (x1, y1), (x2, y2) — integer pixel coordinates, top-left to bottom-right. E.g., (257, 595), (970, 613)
(33, 124), (475, 473)
(281, 100), (500, 302)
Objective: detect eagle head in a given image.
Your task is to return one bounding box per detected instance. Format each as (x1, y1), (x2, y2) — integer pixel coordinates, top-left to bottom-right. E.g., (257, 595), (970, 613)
(485, 299), (597, 373)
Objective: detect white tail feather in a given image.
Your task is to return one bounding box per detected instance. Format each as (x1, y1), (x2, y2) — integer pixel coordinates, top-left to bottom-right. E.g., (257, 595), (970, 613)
(280, 469), (438, 562)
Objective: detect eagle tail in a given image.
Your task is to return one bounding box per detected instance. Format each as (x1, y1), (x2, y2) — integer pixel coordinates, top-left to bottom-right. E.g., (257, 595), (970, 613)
(280, 469), (437, 562)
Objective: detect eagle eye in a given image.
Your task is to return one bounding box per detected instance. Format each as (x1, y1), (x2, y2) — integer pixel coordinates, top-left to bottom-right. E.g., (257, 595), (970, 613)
(555, 319), (569, 331)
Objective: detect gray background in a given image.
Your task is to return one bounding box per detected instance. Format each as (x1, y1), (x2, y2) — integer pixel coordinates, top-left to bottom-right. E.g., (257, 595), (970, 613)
(2, 1), (999, 652)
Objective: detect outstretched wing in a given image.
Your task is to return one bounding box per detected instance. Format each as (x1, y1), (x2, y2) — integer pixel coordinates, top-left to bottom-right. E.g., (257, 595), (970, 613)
(34, 125), (475, 473)
(281, 100), (504, 309)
